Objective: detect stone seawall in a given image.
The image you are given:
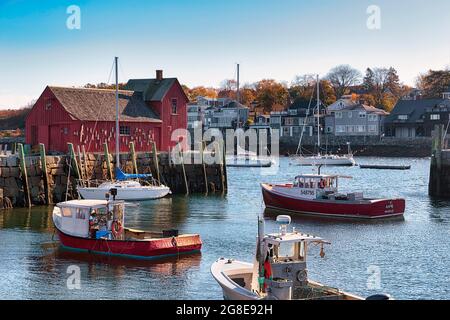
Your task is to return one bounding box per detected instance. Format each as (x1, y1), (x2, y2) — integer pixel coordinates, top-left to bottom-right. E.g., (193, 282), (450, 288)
(280, 135), (433, 158)
(0, 150), (227, 209)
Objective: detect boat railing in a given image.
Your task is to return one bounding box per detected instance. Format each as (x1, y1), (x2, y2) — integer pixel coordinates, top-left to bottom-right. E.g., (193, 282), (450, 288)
(77, 177), (162, 188)
(77, 179), (107, 188)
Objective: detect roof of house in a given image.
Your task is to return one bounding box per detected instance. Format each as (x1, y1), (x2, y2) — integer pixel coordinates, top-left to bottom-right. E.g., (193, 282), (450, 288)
(342, 104), (389, 115)
(49, 86), (161, 123)
(125, 78), (189, 102)
(205, 100), (248, 111)
(385, 99), (449, 123)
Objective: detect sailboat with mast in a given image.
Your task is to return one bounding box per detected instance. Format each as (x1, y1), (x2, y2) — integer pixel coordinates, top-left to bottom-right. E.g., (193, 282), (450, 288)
(294, 75), (356, 167)
(78, 57), (171, 201)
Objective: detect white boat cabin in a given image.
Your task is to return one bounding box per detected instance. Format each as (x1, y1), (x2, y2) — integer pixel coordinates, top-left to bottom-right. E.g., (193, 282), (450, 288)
(53, 200), (125, 239)
(251, 216), (332, 299)
(292, 174), (338, 199)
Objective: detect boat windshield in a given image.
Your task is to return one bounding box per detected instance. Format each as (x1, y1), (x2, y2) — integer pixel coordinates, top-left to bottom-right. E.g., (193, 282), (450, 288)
(294, 176), (336, 189)
(272, 241), (306, 262)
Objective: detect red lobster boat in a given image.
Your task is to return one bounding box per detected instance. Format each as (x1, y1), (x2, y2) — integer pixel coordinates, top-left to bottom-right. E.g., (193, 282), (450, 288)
(262, 173), (405, 220)
(52, 198), (202, 260)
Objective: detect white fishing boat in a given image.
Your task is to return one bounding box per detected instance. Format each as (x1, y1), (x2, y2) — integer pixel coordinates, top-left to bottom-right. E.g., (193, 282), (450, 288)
(295, 152), (356, 167)
(293, 75), (356, 167)
(211, 215), (392, 300)
(77, 57), (171, 201)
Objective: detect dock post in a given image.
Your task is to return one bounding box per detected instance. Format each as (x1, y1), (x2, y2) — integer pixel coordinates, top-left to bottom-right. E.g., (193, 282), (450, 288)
(39, 143), (51, 204)
(129, 142), (138, 174)
(18, 143), (31, 207)
(67, 143), (80, 180)
(81, 145), (89, 182)
(180, 150), (189, 194)
(216, 141), (225, 193)
(77, 145), (85, 181)
(103, 143), (113, 180)
(201, 141), (208, 194)
(222, 139), (228, 192)
(152, 141), (161, 184)
(429, 125), (445, 197)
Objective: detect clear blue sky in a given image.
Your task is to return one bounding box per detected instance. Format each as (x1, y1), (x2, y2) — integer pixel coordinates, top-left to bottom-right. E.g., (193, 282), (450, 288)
(1, 0), (450, 109)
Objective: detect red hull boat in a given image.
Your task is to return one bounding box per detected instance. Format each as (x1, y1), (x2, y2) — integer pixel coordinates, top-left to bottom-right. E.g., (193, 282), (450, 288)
(262, 174), (405, 220)
(53, 199), (202, 260)
(56, 229), (202, 259)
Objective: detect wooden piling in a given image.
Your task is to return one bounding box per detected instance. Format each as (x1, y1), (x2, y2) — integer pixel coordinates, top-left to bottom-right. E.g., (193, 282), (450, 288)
(201, 141), (208, 194)
(180, 150), (189, 194)
(222, 140), (228, 192)
(18, 143), (31, 207)
(39, 143), (51, 204)
(77, 145), (85, 181)
(82, 145), (89, 183)
(103, 143), (113, 180)
(152, 141), (161, 184)
(216, 141), (225, 193)
(67, 143), (80, 180)
(129, 142), (138, 174)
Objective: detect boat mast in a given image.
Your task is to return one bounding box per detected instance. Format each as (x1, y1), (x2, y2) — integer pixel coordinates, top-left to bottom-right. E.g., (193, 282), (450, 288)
(115, 57), (120, 169)
(316, 74), (320, 155)
(236, 63), (240, 129)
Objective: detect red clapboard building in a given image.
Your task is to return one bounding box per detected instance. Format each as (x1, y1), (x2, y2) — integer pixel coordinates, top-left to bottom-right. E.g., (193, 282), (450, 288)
(25, 70), (189, 153)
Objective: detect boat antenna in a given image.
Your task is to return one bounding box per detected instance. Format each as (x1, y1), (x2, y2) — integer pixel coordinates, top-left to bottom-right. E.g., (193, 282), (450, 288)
(115, 57), (120, 170)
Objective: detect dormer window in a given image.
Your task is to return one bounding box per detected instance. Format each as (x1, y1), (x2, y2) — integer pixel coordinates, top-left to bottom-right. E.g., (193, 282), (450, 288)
(431, 114), (440, 120)
(171, 98), (178, 114)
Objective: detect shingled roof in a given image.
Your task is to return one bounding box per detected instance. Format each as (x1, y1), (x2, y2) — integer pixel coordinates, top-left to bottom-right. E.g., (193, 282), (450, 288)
(385, 99), (448, 123)
(344, 104), (389, 115)
(125, 78), (188, 102)
(49, 86), (161, 123)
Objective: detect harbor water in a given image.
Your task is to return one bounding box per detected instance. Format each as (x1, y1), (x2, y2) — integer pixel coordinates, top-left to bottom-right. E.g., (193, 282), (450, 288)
(1, 157), (449, 300)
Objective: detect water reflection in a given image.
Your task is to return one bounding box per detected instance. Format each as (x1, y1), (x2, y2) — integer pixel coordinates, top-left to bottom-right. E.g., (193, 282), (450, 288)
(428, 198), (450, 223)
(264, 208), (405, 225)
(0, 206), (54, 232)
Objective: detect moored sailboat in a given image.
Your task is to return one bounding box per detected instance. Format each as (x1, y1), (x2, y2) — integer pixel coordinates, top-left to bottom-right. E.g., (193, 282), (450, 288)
(293, 75), (356, 167)
(77, 57), (171, 201)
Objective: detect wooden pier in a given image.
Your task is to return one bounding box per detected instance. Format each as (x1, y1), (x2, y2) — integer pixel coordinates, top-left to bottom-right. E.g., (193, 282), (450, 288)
(0, 142), (227, 209)
(429, 125), (450, 198)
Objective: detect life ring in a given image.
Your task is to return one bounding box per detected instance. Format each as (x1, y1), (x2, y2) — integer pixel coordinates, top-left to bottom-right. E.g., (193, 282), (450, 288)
(111, 220), (123, 239)
(297, 270), (307, 282)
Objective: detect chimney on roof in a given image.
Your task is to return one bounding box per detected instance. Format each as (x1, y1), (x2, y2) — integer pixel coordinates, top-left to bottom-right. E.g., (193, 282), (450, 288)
(156, 70), (163, 81)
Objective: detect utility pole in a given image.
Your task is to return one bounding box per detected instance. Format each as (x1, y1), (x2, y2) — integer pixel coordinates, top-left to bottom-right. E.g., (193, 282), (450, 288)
(236, 63), (240, 103)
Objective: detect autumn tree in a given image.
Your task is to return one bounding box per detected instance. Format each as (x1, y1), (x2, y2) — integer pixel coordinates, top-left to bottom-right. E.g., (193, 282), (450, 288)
(188, 86), (218, 102)
(254, 79), (289, 113)
(290, 75), (336, 106)
(326, 65), (362, 98)
(417, 69), (450, 98)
